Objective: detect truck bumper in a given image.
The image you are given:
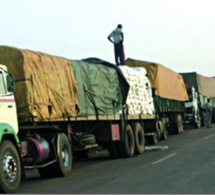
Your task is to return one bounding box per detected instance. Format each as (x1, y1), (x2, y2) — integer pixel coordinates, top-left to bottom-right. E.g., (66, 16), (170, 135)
(184, 114), (195, 125)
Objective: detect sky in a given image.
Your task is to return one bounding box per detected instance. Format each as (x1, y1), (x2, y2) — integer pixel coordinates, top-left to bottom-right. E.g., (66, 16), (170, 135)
(1, 0), (215, 76)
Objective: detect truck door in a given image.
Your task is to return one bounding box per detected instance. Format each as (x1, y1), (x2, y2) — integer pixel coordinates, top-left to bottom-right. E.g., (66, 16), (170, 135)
(0, 70), (18, 134)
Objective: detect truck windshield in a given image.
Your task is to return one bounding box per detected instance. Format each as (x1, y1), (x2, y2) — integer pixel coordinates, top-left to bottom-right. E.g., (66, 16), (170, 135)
(187, 92), (193, 101)
(0, 72), (7, 94)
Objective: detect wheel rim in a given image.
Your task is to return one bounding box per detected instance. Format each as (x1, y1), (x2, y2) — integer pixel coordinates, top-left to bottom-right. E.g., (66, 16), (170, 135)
(3, 152), (17, 183)
(61, 145), (70, 167)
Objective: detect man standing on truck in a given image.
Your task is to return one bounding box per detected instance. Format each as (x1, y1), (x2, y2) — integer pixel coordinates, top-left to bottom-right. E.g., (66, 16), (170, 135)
(107, 24), (125, 65)
(205, 99), (212, 128)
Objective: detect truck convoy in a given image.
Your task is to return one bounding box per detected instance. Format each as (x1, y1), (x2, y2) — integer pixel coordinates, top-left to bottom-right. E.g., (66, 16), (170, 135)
(180, 72), (215, 128)
(0, 45), (197, 193)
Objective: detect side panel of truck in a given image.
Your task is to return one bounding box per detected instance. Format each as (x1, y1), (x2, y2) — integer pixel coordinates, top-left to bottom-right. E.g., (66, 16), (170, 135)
(153, 96), (186, 113)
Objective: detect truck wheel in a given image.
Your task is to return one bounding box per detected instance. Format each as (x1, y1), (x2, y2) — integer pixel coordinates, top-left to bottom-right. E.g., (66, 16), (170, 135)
(130, 122), (145, 155)
(160, 120), (168, 140)
(212, 109), (215, 123)
(173, 114), (183, 134)
(155, 121), (162, 140)
(118, 124), (135, 158)
(107, 142), (120, 158)
(200, 112), (206, 127)
(193, 114), (201, 129)
(51, 133), (73, 177)
(0, 140), (22, 193)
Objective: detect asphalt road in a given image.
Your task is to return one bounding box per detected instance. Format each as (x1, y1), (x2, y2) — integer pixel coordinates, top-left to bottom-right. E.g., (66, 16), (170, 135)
(16, 124), (215, 194)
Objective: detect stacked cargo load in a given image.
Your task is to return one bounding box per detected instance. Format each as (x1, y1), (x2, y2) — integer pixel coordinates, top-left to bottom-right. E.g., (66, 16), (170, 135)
(125, 58), (188, 113)
(125, 58), (189, 135)
(119, 65), (155, 115)
(0, 46), (80, 123)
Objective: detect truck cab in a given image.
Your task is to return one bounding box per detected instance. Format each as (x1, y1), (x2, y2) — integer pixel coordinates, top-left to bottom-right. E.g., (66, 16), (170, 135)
(184, 86), (201, 128)
(0, 65), (18, 136)
(0, 65), (23, 193)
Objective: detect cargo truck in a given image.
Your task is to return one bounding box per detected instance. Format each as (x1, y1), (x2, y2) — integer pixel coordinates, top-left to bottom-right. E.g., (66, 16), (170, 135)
(180, 72), (215, 128)
(125, 58), (189, 143)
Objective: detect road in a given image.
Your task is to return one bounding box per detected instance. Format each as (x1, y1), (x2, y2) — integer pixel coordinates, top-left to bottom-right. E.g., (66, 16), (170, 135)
(17, 124), (215, 194)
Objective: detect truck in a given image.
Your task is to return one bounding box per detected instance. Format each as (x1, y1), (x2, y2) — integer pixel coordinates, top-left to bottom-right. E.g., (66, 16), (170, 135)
(180, 72), (215, 128)
(0, 45), (188, 193)
(125, 58), (189, 143)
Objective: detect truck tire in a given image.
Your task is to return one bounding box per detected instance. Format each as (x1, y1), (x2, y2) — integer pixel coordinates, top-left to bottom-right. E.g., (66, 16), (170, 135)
(0, 140), (22, 193)
(160, 120), (168, 140)
(118, 124), (135, 158)
(156, 121), (163, 140)
(212, 109), (215, 123)
(200, 112), (206, 127)
(130, 122), (145, 155)
(155, 121), (162, 140)
(193, 114), (201, 129)
(51, 133), (73, 177)
(173, 114), (183, 134)
(107, 142), (120, 158)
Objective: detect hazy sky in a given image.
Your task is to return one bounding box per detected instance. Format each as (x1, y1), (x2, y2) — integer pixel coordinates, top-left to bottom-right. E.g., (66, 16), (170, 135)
(1, 0), (215, 76)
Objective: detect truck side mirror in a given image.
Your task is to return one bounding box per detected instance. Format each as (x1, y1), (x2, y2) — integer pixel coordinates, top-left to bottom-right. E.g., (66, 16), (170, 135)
(195, 92), (198, 99)
(6, 74), (14, 93)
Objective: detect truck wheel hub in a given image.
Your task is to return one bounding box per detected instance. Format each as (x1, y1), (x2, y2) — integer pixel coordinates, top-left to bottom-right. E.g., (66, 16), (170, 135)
(61, 145), (69, 167)
(3, 153), (17, 182)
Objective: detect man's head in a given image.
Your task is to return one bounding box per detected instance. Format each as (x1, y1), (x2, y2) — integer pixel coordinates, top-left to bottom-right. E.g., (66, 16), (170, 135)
(117, 24), (122, 29)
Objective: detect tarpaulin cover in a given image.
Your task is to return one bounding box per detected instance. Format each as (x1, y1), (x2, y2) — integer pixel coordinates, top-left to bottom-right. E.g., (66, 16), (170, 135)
(72, 59), (129, 116)
(125, 58), (188, 101)
(82, 57), (130, 104)
(0, 45), (79, 122)
(180, 72), (215, 98)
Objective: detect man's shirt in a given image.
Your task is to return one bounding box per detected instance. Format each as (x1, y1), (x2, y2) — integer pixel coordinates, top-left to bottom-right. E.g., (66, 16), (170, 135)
(109, 28), (123, 44)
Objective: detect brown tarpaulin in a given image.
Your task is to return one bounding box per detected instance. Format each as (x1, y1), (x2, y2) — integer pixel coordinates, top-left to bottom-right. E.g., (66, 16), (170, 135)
(180, 72), (215, 98)
(0, 45), (79, 122)
(197, 74), (215, 98)
(125, 58), (188, 101)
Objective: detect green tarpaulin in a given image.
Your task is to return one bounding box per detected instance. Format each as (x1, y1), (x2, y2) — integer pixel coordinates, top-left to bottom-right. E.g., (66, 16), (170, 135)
(71, 60), (129, 116)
